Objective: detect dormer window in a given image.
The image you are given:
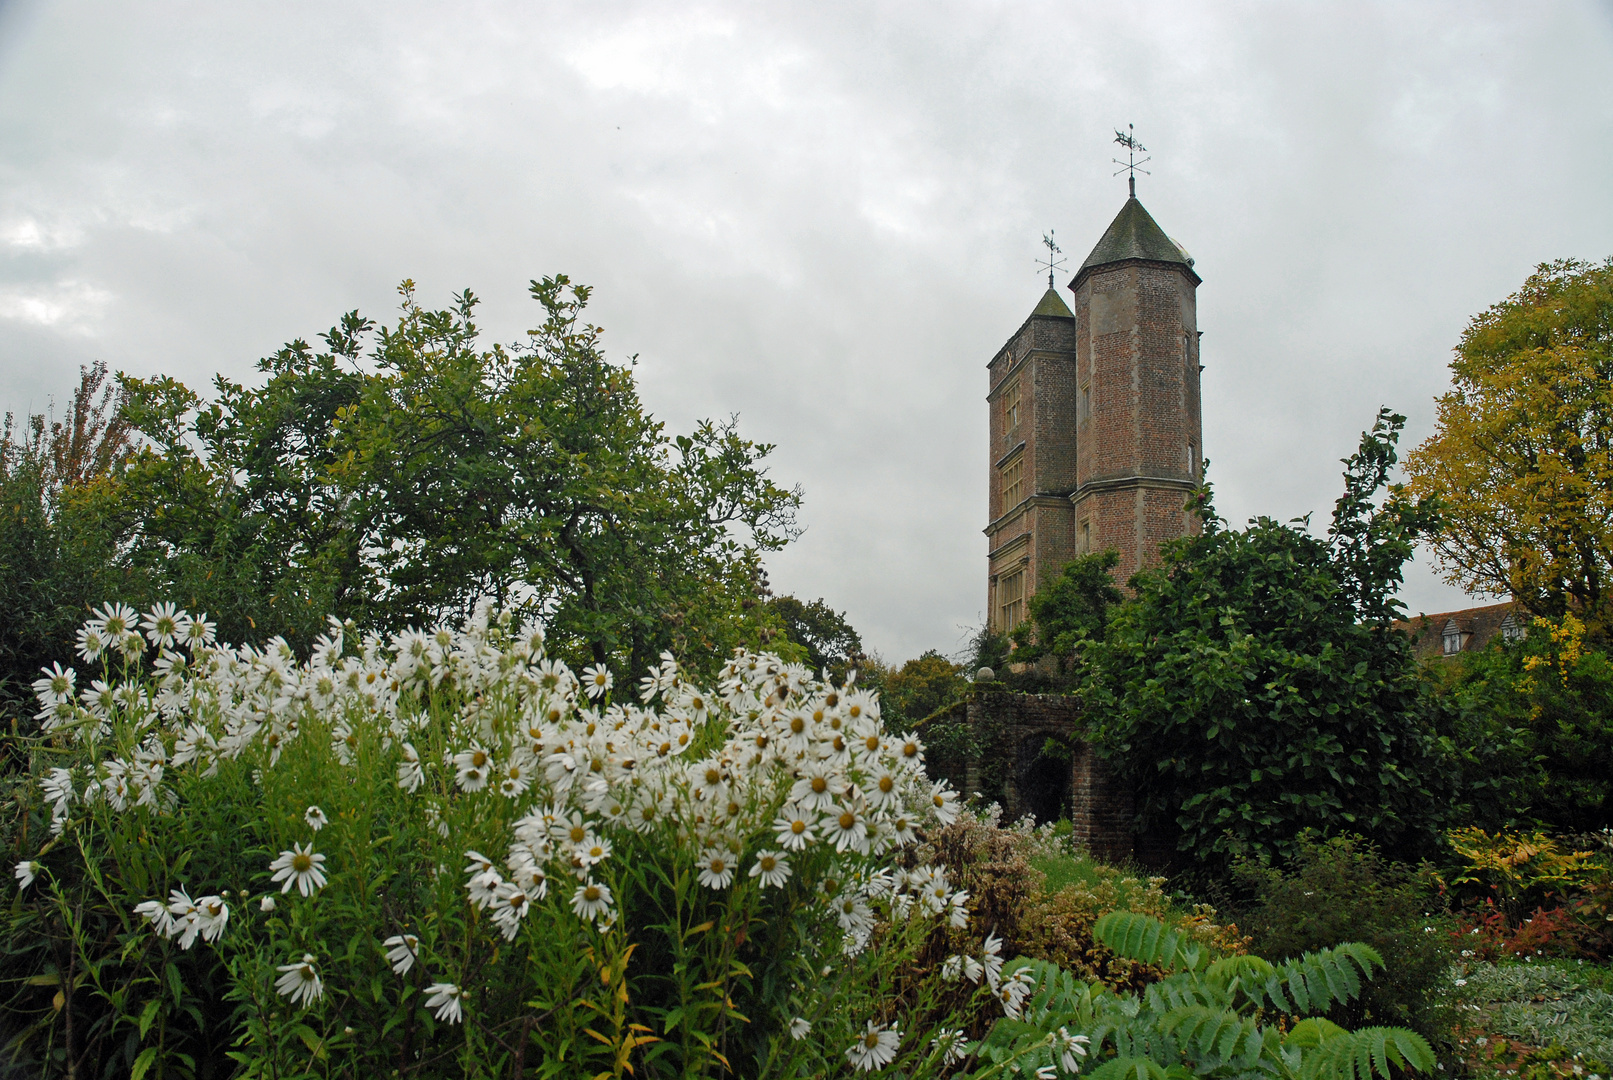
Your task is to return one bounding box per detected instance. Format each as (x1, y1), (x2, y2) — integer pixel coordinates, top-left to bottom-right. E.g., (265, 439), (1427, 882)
(1441, 619), (1465, 655)
(1500, 613), (1525, 643)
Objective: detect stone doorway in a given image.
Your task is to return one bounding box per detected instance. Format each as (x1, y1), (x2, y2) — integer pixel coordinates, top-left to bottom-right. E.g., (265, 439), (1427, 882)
(1016, 732), (1073, 824)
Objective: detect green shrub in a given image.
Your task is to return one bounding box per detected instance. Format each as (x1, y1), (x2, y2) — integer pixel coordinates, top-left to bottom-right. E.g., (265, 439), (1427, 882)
(1233, 832), (1456, 1051)
(966, 911), (1437, 1080)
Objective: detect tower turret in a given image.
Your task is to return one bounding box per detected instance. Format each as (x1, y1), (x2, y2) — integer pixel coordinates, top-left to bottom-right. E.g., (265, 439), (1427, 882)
(1067, 196), (1202, 581)
(984, 196), (1203, 635)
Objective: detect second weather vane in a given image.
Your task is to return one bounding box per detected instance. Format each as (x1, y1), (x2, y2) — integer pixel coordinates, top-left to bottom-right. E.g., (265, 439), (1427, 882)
(1113, 123), (1150, 197)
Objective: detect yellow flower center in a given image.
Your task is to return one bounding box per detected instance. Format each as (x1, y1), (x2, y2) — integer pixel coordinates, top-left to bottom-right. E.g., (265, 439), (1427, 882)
(810, 777), (828, 793)
(879, 776), (894, 793)
(292, 853), (312, 873)
(838, 812), (856, 830)
(583, 886), (601, 902)
(790, 820), (806, 835)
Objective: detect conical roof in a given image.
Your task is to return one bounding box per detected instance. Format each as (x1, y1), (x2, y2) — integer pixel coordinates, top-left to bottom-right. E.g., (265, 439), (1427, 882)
(1030, 287), (1073, 318)
(1077, 197), (1196, 280)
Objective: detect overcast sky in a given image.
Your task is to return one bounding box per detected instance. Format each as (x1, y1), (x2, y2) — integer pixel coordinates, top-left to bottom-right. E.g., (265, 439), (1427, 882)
(3, 1), (1611, 663)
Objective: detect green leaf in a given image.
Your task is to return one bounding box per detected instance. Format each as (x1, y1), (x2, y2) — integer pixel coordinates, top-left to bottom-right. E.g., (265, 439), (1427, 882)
(130, 1047), (158, 1080)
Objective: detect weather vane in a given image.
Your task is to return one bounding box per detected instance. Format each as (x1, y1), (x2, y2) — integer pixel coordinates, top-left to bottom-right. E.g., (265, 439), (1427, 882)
(1035, 231), (1067, 289)
(1112, 123), (1151, 198)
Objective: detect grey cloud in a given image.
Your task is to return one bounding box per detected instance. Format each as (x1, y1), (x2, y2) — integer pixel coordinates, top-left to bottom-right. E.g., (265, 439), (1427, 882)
(2, 0), (1610, 660)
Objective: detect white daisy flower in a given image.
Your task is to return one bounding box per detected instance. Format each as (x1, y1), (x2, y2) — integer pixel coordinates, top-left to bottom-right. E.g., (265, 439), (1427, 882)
(141, 602), (184, 649)
(32, 663), (76, 706)
(465, 869), (503, 910)
(934, 1029), (968, 1065)
(928, 780), (960, 825)
(260, 896), (276, 912)
(268, 843), (328, 896)
(774, 808), (816, 851)
(165, 889), (203, 949)
(570, 879), (614, 921)
(789, 1016), (811, 1041)
(697, 849), (735, 890)
(947, 889), (970, 929)
(75, 624), (107, 662)
(304, 806), (328, 832)
(1057, 1028), (1090, 1072)
(384, 934), (419, 975)
(182, 613), (217, 649)
(134, 898), (173, 936)
(14, 860), (40, 891)
(825, 807), (870, 855)
(489, 882), (531, 940)
(424, 982), (463, 1024)
(580, 664), (613, 700)
(275, 954), (324, 1007)
(998, 966), (1035, 1018)
(452, 745), (493, 791)
(748, 850), (791, 888)
(845, 1020), (900, 1072)
(981, 930), (1004, 989)
(195, 895), (229, 944)
(396, 742), (425, 792)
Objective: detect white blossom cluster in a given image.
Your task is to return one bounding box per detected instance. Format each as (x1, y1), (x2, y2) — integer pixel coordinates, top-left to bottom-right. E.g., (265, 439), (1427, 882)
(23, 601), (977, 1042)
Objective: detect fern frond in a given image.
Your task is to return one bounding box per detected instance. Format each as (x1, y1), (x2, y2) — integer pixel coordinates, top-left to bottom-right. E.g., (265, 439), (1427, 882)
(1295, 1025), (1435, 1080)
(1094, 912), (1190, 970)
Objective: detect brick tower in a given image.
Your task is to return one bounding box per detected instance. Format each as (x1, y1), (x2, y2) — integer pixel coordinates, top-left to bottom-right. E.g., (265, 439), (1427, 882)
(985, 196), (1202, 633)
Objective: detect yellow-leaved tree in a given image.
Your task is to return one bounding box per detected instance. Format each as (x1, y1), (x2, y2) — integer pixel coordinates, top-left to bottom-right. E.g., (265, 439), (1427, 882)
(1404, 258), (1613, 639)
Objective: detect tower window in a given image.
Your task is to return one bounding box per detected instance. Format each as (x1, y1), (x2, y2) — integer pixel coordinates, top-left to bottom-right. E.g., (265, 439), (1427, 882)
(998, 568), (1025, 631)
(1000, 455), (1024, 510)
(1079, 383), (1091, 425)
(1079, 520), (1091, 553)
(1004, 378), (1021, 432)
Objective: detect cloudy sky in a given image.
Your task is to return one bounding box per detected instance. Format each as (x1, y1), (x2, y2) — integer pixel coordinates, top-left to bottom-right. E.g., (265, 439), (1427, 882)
(3, 1), (1611, 663)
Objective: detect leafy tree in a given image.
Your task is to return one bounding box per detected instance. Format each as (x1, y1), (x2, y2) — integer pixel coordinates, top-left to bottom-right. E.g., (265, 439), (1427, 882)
(769, 594), (863, 678)
(1085, 410), (1446, 872)
(114, 277), (801, 679)
(0, 364), (138, 726)
(877, 650), (968, 728)
(1009, 550), (1124, 663)
(1429, 612), (1613, 833)
(1404, 258), (1613, 639)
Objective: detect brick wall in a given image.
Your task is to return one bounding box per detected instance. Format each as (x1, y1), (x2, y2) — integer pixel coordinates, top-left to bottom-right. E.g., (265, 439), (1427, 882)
(922, 691), (1150, 866)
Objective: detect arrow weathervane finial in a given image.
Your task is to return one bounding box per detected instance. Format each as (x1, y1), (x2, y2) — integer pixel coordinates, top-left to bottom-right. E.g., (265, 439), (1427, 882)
(1035, 231), (1067, 290)
(1112, 123), (1151, 198)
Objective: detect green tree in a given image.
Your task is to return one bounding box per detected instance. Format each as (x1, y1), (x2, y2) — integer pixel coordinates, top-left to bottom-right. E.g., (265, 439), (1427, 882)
(0, 364), (137, 726)
(1009, 549), (1124, 663)
(1430, 611), (1613, 833)
(1404, 258), (1613, 639)
(877, 650), (967, 729)
(113, 277), (801, 679)
(769, 594), (862, 678)
(1086, 410), (1446, 871)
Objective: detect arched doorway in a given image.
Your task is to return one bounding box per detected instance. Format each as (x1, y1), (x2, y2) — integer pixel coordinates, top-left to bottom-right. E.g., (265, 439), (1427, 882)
(1016, 733), (1072, 824)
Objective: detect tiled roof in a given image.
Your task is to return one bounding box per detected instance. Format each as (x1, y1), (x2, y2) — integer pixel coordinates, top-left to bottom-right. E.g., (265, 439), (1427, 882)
(1393, 601), (1521, 660)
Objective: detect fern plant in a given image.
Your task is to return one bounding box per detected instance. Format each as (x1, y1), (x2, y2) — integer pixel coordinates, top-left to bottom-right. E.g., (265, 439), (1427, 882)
(965, 912), (1436, 1080)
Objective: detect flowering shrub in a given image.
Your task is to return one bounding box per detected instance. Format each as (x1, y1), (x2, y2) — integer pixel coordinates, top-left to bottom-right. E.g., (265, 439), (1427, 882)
(6, 601), (994, 1077)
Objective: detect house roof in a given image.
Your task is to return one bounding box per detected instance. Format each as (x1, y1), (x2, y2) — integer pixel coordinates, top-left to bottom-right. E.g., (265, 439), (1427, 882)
(1393, 601), (1522, 660)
